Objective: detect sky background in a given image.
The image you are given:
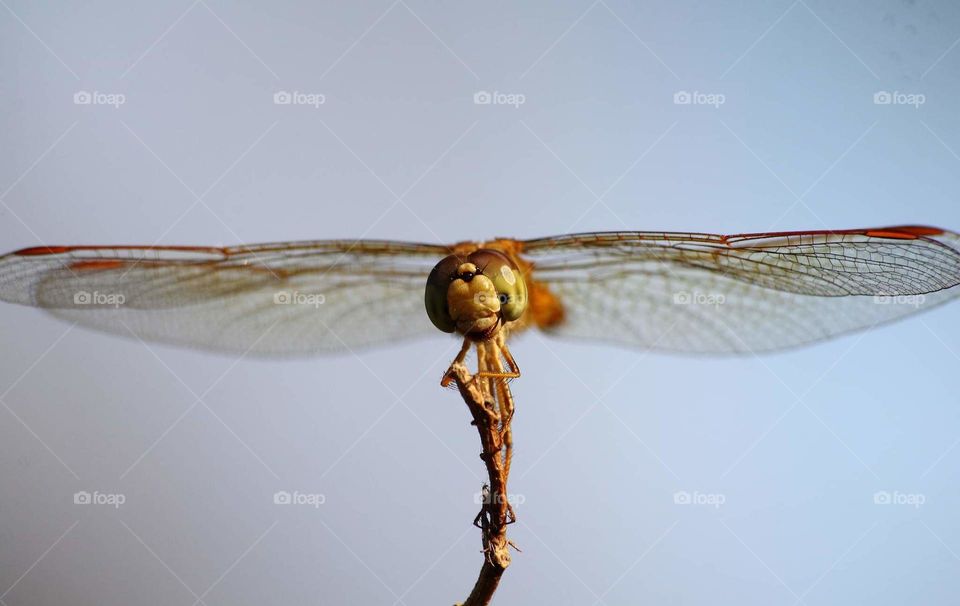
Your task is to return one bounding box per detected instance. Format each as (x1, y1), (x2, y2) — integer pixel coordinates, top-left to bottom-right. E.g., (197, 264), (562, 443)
(3, 1), (960, 604)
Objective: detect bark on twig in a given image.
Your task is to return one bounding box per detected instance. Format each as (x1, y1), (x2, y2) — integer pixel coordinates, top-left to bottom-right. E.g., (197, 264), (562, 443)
(447, 362), (514, 606)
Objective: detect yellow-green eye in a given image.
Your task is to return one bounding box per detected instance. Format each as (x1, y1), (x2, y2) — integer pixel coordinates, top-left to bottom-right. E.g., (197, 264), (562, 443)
(424, 254), (460, 333)
(466, 250), (527, 322)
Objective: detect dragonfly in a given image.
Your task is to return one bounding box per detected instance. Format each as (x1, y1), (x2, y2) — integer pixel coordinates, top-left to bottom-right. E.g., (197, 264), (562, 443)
(1, 225), (959, 370)
(3, 225), (959, 479)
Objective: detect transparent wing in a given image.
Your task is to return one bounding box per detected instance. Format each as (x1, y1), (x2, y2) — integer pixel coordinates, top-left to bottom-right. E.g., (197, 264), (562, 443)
(522, 226), (960, 354)
(0, 240), (451, 355)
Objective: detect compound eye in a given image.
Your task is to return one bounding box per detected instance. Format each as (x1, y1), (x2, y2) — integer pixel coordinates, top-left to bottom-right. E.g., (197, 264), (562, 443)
(424, 254), (461, 333)
(467, 249), (527, 323)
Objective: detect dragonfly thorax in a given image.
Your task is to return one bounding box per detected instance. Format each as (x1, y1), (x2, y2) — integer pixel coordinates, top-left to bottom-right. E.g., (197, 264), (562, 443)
(424, 249), (528, 339)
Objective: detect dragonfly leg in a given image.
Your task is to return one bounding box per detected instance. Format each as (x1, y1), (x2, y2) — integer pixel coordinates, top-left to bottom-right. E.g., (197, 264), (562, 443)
(472, 341), (518, 385)
(474, 337), (521, 383)
(440, 337), (473, 387)
(488, 335), (516, 478)
(497, 388), (514, 477)
(500, 341), (520, 376)
(471, 369), (520, 381)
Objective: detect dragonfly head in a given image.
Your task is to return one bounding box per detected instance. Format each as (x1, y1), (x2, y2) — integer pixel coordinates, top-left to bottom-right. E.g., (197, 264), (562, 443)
(425, 249), (527, 339)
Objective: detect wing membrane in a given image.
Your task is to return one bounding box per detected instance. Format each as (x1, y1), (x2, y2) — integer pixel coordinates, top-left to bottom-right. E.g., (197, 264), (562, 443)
(4, 226), (959, 357)
(522, 226), (960, 353)
(0, 241), (450, 355)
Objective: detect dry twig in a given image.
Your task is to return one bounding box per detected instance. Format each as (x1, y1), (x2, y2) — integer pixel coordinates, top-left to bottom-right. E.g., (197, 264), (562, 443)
(446, 361), (516, 606)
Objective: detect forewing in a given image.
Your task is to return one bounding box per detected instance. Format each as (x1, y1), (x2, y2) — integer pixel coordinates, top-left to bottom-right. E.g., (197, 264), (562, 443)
(522, 227), (960, 353)
(0, 240), (451, 355)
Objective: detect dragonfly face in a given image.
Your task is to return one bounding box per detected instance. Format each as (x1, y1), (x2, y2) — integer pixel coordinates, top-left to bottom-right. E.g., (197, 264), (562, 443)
(424, 248), (528, 340)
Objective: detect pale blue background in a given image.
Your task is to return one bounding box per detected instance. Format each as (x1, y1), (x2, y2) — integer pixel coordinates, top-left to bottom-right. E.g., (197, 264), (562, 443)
(2, 1), (960, 605)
